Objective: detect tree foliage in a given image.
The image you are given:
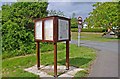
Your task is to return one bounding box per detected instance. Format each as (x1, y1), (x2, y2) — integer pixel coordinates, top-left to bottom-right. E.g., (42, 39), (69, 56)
(2, 2), (48, 56)
(71, 13), (78, 28)
(85, 2), (119, 29)
(48, 10), (64, 16)
(71, 18), (78, 28)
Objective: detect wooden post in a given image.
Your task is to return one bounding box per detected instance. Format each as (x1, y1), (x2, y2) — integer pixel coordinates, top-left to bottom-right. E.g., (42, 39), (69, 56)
(36, 41), (40, 70)
(66, 40), (69, 70)
(54, 42), (57, 77)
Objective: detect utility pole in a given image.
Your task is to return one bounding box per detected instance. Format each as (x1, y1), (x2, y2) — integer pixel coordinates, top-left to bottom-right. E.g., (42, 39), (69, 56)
(78, 16), (82, 47)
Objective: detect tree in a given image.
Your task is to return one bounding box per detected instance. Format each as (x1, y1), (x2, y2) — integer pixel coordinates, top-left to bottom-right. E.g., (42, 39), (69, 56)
(2, 2), (48, 30)
(71, 18), (78, 28)
(85, 2), (119, 38)
(85, 2), (119, 29)
(70, 13), (78, 28)
(72, 13), (76, 18)
(48, 10), (64, 16)
(2, 2), (48, 56)
(112, 0), (120, 2)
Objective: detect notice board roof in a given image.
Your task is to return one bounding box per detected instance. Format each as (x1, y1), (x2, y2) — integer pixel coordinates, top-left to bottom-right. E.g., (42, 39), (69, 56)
(33, 16), (71, 23)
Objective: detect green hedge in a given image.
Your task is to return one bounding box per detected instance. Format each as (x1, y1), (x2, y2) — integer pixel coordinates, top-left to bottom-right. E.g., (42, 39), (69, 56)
(2, 2), (49, 59)
(71, 28), (107, 32)
(2, 43), (65, 59)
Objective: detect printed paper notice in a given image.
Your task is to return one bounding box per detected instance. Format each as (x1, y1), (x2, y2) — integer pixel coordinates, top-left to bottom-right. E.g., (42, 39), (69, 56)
(58, 19), (69, 40)
(44, 19), (53, 40)
(35, 21), (42, 40)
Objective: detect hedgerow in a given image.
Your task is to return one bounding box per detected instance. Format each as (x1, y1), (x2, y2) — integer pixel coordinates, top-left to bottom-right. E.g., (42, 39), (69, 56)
(2, 2), (48, 59)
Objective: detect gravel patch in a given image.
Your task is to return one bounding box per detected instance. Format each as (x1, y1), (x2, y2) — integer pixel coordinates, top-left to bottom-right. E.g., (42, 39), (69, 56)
(24, 65), (84, 78)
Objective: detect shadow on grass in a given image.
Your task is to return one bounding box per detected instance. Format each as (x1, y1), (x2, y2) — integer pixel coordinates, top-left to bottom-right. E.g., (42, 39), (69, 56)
(58, 57), (92, 67)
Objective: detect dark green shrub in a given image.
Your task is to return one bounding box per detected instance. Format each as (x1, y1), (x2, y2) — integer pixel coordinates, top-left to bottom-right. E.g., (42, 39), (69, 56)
(82, 28), (106, 32)
(71, 28), (107, 32)
(71, 28), (78, 32)
(2, 20), (36, 59)
(2, 2), (48, 59)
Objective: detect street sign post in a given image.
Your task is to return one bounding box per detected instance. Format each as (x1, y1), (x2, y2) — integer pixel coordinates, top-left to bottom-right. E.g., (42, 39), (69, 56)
(78, 16), (82, 47)
(33, 16), (71, 77)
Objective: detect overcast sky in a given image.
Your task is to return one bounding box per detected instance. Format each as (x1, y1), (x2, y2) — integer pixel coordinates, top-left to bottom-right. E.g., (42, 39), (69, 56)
(47, 2), (95, 20)
(0, 0), (113, 20)
(1, 0), (113, 2)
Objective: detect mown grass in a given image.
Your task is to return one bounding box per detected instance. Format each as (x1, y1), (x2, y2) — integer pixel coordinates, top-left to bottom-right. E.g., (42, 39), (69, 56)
(2, 44), (96, 78)
(72, 32), (119, 42)
(74, 70), (89, 78)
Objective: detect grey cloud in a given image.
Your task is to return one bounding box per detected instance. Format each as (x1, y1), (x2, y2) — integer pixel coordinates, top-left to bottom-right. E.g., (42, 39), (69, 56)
(47, 2), (94, 20)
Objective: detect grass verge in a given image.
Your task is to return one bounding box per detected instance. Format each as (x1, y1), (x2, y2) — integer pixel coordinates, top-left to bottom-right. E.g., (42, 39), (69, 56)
(2, 44), (96, 78)
(74, 70), (89, 78)
(72, 32), (119, 42)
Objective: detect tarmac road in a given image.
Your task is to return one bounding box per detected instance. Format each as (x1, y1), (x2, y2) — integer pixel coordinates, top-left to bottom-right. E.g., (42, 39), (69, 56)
(70, 40), (119, 77)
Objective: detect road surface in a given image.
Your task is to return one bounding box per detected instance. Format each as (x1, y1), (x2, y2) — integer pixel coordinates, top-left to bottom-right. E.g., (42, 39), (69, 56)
(70, 40), (119, 77)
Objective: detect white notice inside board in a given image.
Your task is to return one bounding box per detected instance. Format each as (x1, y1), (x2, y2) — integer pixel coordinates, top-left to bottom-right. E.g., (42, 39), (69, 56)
(58, 19), (69, 40)
(44, 19), (53, 40)
(35, 21), (42, 40)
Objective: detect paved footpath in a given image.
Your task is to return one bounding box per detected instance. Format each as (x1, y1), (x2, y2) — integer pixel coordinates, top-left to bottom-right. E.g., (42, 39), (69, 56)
(70, 40), (119, 77)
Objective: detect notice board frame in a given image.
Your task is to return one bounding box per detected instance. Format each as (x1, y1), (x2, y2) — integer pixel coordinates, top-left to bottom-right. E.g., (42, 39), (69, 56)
(34, 16), (71, 43)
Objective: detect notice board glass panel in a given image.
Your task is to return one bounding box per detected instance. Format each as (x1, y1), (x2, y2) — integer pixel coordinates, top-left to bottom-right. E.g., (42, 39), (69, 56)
(44, 19), (53, 40)
(35, 21), (42, 40)
(58, 19), (69, 40)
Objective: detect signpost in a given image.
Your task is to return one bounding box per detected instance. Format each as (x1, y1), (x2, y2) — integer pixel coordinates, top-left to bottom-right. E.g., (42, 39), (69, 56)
(78, 16), (82, 47)
(33, 16), (71, 77)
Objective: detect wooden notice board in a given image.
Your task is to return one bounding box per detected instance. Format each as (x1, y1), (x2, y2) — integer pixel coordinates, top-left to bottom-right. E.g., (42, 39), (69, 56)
(34, 16), (71, 42)
(33, 16), (71, 77)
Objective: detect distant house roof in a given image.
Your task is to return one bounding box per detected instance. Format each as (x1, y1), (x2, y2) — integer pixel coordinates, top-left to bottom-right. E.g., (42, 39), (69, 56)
(83, 24), (87, 27)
